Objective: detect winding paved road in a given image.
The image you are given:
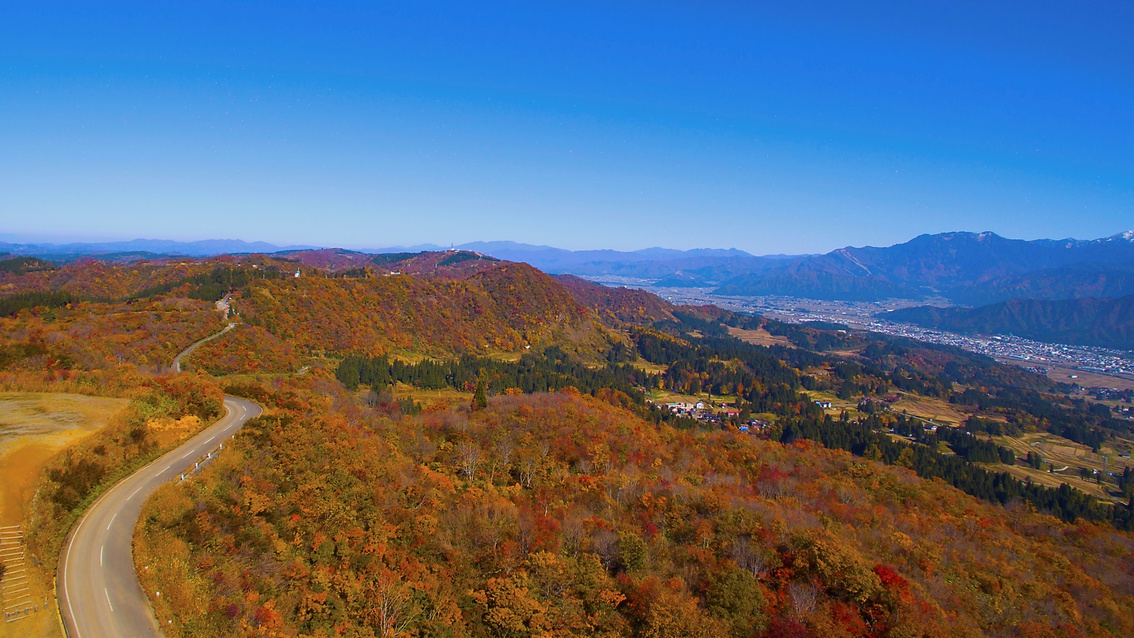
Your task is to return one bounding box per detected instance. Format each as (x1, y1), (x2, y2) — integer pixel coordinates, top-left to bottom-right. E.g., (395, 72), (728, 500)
(171, 322), (235, 373)
(56, 396), (261, 637)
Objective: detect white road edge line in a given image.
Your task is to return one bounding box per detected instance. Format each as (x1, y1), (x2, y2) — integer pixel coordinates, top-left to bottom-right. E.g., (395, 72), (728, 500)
(63, 469), (124, 638)
(60, 397), (251, 637)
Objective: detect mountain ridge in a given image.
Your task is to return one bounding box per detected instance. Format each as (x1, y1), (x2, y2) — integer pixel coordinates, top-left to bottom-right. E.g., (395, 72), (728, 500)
(883, 294), (1134, 350)
(6, 230), (1134, 302)
(716, 230), (1134, 303)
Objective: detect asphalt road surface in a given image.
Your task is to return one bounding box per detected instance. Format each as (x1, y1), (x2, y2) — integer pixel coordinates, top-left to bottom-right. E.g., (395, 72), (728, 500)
(171, 323), (235, 372)
(56, 396), (262, 638)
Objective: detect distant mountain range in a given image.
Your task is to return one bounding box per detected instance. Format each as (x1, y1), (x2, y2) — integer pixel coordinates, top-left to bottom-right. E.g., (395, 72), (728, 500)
(715, 231), (1134, 304)
(5, 231), (1134, 305)
(0, 238), (316, 260)
(884, 295), (1134, 350)
(457, 241), (790, 282)
(0, 237), (791, 283)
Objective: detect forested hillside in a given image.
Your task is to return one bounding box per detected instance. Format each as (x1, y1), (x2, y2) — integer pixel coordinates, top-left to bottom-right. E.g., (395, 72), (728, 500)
(4, 252), (1134, 637)
(0, 255), (629, 376)
(885, 295), (1134, 349)
(0, 256), (218, 301)
(136, 378), (1134, 637)
(555, 275), (676, 325)
(201, 261), (612, 372)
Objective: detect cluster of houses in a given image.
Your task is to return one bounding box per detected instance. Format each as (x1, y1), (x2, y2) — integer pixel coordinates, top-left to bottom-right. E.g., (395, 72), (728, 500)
(739, 419), (771, 433)
(1087, 386), (1130, 401)
(652, 400), (770, 433)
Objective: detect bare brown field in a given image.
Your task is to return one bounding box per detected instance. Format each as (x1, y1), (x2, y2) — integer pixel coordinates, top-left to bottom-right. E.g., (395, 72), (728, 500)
(994, 463), (1115, 501)
(0, 394), (128, 526)
(0, 393), (127, 638)
(995, 432), (1133, 476)
(997, 359), (1134, 392)
(991, 431), (1133, 504)
(890, 394), (969, 426)
(1047, 365), (1134, 392)
(886, 433), (914, 445)
(728, 326), (793, 348)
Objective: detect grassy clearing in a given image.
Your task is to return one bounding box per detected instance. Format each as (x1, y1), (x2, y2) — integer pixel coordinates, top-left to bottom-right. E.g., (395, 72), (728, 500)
(0, 392), (128, 638)
(391, 383), (473, 411)
(890, 394), (969, 426)
(995, 432), (1133, 475)
(727, 326), (793, 348)
(1013, 362), (1134, 392)
(629, 359), (668, 374)
(483, 350), (523, 363)
(886, 433), (914, 445)
(799, 390), (857, 416)
(992, 463), (1116, 502)
(989, 431), (1134, 502)
(645, 389), (739, 407)
(386, 349), (526, 366)
(388, 350), (431, 364)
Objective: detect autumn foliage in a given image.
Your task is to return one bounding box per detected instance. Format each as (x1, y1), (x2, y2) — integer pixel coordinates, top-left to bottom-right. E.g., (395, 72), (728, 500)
(227, 262), (611, 365)
(5, 253), (1134, 637)
(28, 371), (225, 570)
(136, 380), (1134, 637)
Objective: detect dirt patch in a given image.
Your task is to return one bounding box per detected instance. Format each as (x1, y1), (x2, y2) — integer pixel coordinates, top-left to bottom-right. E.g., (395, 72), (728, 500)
(0, 394), (128, 526)
(0, 393), (127, 638)
(728, 326), (793, 348)
(0, 393), (126, 455)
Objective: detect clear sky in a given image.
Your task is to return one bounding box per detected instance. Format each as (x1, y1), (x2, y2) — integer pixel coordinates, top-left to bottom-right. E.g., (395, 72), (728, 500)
(2, 1), (1131, 254)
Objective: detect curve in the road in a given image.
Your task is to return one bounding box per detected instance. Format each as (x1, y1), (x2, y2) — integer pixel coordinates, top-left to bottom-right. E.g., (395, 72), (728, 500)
(172, 323), (235, 372)
(56, 396), (261, 638)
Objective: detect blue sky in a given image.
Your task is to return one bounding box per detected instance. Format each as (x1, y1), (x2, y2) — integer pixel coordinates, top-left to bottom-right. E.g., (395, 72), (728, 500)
(2, 1), (1131, 254)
